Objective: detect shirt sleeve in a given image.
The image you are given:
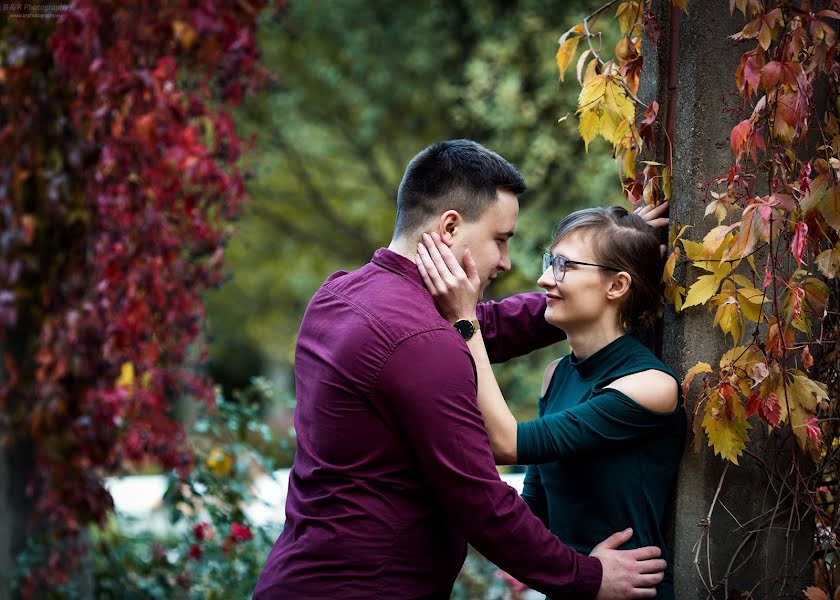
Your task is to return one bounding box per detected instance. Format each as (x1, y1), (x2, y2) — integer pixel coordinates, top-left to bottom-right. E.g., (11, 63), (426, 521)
(476, 292), (566, 363)
(378, 329), (602, 599)
(517, 388), (675, 464)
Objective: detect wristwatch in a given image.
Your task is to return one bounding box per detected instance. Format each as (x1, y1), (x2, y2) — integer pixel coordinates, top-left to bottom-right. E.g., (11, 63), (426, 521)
(453, 318), (480, 341)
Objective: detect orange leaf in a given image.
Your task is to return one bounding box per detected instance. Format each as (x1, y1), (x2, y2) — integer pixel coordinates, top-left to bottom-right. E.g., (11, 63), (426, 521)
(802, 345), (814, 371)
(730, 119), (752, 159)
(683, 362), (712, 396)
(556, 24), (585, 82)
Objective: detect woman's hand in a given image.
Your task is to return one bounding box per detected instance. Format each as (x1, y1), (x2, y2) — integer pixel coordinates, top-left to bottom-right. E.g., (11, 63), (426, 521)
(415, 232), (481, 323)
(634, 201), (669, 256)
(634, 200), (669, 229)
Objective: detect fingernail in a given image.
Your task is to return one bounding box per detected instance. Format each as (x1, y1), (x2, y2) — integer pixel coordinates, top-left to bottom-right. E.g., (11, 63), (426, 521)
(432, 232), (439, 240)
(625, 528), (632, 534)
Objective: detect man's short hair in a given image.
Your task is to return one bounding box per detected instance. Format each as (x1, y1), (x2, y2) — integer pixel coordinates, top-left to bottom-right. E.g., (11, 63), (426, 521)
(393, 140), (526, 238)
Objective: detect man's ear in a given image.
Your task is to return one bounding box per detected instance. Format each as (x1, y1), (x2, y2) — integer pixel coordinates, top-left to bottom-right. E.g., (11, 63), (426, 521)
(436, 210), (461, 246)
(606, 272), (632, 302)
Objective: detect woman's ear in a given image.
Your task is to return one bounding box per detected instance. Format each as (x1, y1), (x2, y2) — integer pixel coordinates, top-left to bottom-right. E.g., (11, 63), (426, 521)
(437, 210), (461, 246)
(606, 271), (632, 302)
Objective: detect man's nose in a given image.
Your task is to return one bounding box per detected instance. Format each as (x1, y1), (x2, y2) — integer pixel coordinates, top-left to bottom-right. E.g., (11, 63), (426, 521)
(499, 248), (511, 272)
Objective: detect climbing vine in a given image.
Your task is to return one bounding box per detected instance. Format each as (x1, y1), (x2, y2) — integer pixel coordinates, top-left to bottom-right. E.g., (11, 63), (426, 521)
(557, 0), (839, 596)
(0, 1), (280, 592)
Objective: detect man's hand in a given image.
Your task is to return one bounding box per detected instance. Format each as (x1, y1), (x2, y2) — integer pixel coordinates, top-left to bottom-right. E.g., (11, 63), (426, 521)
(415, 232), (481, 323)
(591, 528), (666, 599)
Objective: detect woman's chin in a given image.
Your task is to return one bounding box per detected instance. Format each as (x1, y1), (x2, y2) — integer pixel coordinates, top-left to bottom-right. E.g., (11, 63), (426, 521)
(544, 312), (567, 329)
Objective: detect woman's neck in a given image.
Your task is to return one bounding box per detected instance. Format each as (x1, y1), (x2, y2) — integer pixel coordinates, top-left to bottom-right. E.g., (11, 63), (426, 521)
(565, 322), (626, 360)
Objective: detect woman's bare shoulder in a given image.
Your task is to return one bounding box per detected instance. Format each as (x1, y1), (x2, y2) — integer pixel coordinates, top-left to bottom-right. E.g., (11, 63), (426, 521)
(605, 369), (678, 413)
(541, 358), (563, 397)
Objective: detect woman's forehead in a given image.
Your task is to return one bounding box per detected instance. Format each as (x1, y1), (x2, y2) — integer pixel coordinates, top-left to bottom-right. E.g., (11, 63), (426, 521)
(551, 229), (597, 256)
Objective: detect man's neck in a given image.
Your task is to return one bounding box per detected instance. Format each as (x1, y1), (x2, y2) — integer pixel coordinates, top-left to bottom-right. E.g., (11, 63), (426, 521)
(387, 237), (418, 261)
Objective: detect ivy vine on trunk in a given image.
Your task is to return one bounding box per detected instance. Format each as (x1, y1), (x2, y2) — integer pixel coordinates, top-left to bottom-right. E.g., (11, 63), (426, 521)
(556, 0), (839, 596)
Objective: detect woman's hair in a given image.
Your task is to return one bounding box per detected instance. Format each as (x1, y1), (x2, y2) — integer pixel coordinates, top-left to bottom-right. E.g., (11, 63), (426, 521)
(551, 205), (663, 329)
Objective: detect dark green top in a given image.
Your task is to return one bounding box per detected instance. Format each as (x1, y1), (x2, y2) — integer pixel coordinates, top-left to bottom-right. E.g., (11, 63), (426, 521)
(516, 334), (686, 600)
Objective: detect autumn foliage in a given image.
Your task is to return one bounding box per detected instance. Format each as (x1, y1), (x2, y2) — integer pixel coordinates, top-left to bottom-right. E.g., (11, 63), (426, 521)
(0, 0), (279, 589)
(556, 0), (839, 594)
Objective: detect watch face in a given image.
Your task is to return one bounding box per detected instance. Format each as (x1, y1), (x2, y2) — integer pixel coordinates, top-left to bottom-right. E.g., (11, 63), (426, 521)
(454, 319), (475, 340)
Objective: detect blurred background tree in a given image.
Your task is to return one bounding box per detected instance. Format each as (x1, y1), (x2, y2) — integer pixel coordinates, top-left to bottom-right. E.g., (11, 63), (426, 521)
(207, 0), (623, 435)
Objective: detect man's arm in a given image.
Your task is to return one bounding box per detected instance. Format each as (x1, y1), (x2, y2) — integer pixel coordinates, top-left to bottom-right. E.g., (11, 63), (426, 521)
(476, 293), (565, 363)
(378, 330), (665, 598)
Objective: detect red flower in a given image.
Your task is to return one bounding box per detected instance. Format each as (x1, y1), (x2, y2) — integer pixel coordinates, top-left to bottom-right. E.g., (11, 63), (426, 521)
(188, 544), (202, 560)
(192, 521), (211, 541)
(230, 522), (253, 542)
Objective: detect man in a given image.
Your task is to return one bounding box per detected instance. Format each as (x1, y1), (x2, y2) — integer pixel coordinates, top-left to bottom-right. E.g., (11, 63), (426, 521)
(254, 140), (668, 599)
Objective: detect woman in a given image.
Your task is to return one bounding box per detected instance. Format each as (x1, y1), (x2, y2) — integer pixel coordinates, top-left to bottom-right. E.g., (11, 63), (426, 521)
(415, 206), (685, 599)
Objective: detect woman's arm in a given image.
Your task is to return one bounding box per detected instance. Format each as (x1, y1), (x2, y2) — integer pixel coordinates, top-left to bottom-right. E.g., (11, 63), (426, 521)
(463, 327), (519, 464)
(415, 233), (519, 464)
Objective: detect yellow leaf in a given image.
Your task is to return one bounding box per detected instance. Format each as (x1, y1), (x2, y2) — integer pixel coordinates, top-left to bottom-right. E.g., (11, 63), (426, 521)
(603, 77), (635, 122)
(206, 446), (234, 476)
(682, 362), (712, 396)
(556, 25), (585, 82)
(622, 145), (637, 178)
(578, 109), (600, 151)
(576, 49), (593, 85)
(672, 0), (688, 12)
(702, 224), (739, 256)
(615, 1), (641, 35)
(713, 296), (741, 341)
(719, 344), (753, 370)
(730, 274), (753, 288)
(790, 371), (827, 412)
(663, 248), (680, 281)
(702, 389), (752, 464)
(758, 21), (772, 50)
(815, 244), (840, 278)
(577, 74), (634, 150)
(669, 223), (691, 247)
(787, 372), (827, 450)
(116, 362), (135, 390)
(737, 286), (766, 323)
(579, 73), (608, 110)
(662, 166), (672, 200)
(682, 274), (721, 309)
(173, 20), (197, 50)
(581, 56), (599, 85)
(802, 174), (840, 231)
(682, 234), (737, 278)
(664, 281), (685, 311)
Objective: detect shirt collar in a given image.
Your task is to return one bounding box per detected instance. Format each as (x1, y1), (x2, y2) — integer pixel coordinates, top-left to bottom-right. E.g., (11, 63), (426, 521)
(569, 334), (635, 380)
(371, 247), (427, 291)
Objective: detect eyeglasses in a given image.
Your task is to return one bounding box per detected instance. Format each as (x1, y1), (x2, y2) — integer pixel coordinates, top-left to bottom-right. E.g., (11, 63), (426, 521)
(542, 252), (623, 283)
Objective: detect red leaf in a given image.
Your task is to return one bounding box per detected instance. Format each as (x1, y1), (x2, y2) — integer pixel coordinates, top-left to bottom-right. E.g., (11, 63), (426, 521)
(791, 221), (808, 265)
(759, 392), (781, 426)
(745, 392), (760, 417)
